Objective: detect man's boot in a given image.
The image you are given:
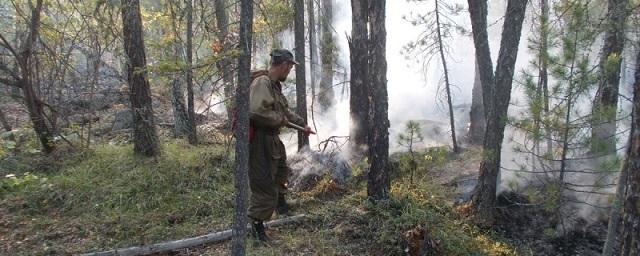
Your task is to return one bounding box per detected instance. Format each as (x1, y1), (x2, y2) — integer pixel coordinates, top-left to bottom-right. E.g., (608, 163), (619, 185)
(250, 220), (270, 242)
(276, 193), (290, 215)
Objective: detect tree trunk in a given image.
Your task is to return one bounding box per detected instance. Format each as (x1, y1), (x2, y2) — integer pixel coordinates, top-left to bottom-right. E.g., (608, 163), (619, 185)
(539, 0), (552, 155)
(87, 31), (101, 147)
(167, 4), (190, 138)
(214, 0), (235, 125)
(367, 0), (389, 201)
(230, 0), (253, 254)
(531, 0), (552, 171)
(559, 29), (581, 183)
(121, 0), (160, 157)
(467, 0), (496, 225)
(308, 0), (318, 99)
(619, 47), (640, 256)
(349, 0), (370, 153)
(319, 0), (335, 111)
(604, 133), (630, 256)
(10, 14), (23, 98)
(468, 0), (527, 225)
(170, 74), (191, 137)
(294, 0), (309, 150)
(20, 0), (54, 153)
(434, 0), (458, 153)
(591, 0), (629, 154)
(469, 60), (485, 145)
(530, 0), (549, 170)
(185, 0), (198, 144)
(0, 108), (11, 132)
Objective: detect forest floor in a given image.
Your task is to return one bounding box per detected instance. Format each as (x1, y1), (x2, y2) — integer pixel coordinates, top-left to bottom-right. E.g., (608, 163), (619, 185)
(0, 130), (608, 255)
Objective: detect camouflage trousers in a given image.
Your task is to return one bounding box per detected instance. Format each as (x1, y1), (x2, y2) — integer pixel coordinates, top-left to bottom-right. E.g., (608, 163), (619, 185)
(248, 129), (289, 221)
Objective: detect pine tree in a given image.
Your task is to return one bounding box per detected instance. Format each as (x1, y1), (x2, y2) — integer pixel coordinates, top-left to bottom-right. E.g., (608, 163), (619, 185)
(618, 45), (640, 256)
(167, 1), (191, 139)
(231, 0), (253, 254)
(349, 0), (370, 153)
(403, 0), (462, 153)
(121, 0), (160, 157)
(511, 0), (624, 234)
(319, 0), (336, 111)
(468, 0), (528, 225)
(294, 0), (309, 150)
(592, 0), (629, 154)
(184, 0), (198, 144)
(368, 0), (390, 201)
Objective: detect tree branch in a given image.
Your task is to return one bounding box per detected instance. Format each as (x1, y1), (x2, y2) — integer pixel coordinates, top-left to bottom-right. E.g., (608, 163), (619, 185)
(0, 76), (19, 88)
(0, 33), (19, 59)
(82, 214), (306, 256)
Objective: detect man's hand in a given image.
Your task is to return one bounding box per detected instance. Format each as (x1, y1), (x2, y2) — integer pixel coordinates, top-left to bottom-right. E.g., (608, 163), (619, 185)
(303, 126), (315, 136)
(285, 121), (315, 135)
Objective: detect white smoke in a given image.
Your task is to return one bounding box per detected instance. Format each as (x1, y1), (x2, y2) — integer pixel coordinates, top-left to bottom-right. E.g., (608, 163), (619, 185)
(211, 1), (635, 220)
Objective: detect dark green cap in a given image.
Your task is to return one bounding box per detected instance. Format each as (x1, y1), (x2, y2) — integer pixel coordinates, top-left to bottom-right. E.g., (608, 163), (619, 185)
(270, 49), (299, 65)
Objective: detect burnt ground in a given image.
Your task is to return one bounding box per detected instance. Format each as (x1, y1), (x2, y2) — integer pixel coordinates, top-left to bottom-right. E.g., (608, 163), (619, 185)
(438, 147), (610, 256)
(493, 191), (608, 256)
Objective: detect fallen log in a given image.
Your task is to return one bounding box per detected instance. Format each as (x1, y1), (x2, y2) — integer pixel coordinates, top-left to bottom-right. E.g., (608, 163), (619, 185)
(82, 214), (306, 256)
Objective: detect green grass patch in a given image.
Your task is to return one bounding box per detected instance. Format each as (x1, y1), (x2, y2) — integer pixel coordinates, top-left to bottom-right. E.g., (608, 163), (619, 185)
(2, 142), (519, 256)
(0, 140), (235, 255)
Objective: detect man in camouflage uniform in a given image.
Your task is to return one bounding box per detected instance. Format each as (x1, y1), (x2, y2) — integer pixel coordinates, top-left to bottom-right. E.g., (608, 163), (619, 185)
(248, 49), (312, 242)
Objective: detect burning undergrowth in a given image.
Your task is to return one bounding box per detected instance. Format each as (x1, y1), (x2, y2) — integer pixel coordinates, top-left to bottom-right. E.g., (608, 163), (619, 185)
(287, 137), (352, 193)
